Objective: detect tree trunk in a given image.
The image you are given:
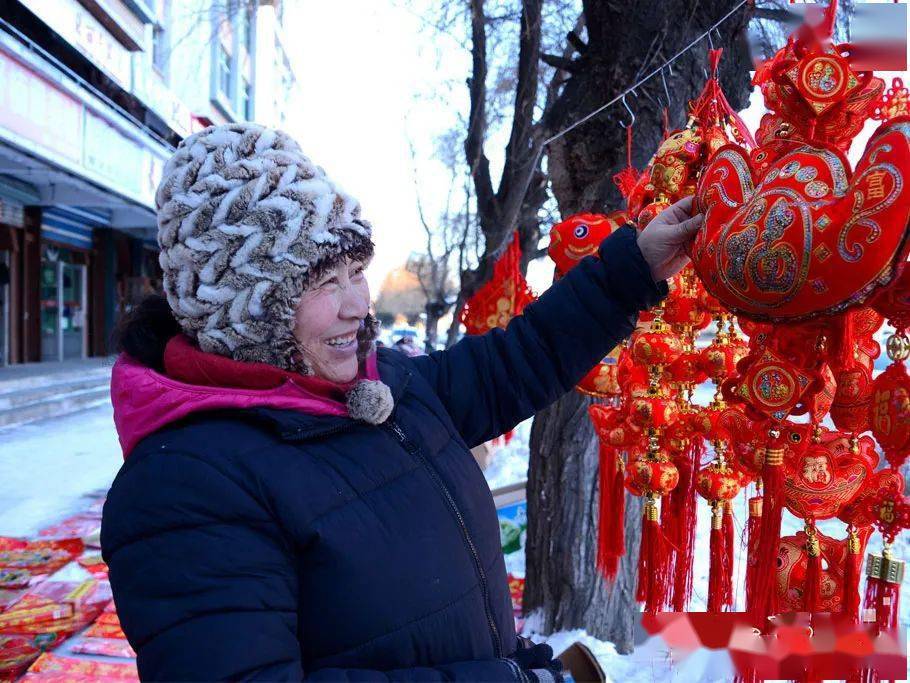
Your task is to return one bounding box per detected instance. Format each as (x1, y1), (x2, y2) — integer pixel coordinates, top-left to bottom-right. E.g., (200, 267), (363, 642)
(525, 391), (644, 650)
(523, 0), (754, 652)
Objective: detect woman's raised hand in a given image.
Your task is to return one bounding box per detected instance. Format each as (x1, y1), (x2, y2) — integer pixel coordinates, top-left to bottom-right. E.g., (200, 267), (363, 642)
(635, 195), (704, 282)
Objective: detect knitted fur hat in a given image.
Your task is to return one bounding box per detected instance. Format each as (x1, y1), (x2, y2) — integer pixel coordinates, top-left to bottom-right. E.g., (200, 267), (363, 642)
(156, 123), (391, 422)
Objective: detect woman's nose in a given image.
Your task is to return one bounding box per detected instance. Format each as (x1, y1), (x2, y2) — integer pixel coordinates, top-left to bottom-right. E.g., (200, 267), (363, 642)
(339, 284), (369, 320)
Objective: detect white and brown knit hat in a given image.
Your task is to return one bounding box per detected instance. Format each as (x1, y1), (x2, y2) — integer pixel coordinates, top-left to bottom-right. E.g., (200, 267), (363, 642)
(156, 123), (392, 422)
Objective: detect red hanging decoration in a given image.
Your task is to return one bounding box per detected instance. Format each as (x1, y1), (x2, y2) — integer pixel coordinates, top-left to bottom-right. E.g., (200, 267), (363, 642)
(460, 232), (535, 335)
(663, 408), (703, 612)
(547, 211), (629, 279)
(590, 405), (640, 581)
(751, 0), (884, 154)
(776, 527), (861, 613)
(612, 125), (642, 207)
(750, 430), (785, 626)
(862, 485), (910, 633)
(635, 49), (752, 229)
(872, 77), (909, 122)
(745, 493), (762, 612)
(802, 522), (822, 614)
(863, 547), (904, 632)
(693, 119), (910, 322)
(870, 330), (910, 469)
(782, 428), (877, 521)
(697, 459), (742, 612)
(843, 526), (862, 622)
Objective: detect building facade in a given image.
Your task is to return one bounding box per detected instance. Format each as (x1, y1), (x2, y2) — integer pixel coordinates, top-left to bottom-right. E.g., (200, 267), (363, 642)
(0, 0), (298, 365)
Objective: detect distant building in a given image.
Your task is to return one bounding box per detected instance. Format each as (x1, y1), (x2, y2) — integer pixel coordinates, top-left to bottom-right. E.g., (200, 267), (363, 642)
(0, 0), (299, 365)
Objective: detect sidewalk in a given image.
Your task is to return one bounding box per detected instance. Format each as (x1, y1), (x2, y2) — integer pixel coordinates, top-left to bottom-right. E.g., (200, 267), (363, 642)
(0, 357), (115, 391)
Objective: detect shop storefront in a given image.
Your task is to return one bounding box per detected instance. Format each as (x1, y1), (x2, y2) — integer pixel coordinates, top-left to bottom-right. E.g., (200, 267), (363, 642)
(0, 177), (39, 366)
(38, 208), (104, 361)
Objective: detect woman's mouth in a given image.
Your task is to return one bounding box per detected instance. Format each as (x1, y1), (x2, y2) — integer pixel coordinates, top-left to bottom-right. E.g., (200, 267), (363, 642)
(325, 333), (357, 350)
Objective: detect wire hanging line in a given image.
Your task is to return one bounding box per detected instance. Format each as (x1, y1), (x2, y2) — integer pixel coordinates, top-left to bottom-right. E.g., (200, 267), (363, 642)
(544, 0), (748, 146)
(488, 0), (751, 261)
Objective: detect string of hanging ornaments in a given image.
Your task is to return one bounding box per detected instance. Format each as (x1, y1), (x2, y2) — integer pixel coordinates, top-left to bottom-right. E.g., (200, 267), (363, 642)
(468, 1), (909, 679)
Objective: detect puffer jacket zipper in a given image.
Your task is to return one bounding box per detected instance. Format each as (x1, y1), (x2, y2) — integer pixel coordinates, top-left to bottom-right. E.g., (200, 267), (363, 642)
(385, 420), (504, 660)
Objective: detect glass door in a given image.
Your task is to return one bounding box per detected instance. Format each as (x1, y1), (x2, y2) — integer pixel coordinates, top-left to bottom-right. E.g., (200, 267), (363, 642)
(40, 259), (61, 362)
(61, 262), (86, 360)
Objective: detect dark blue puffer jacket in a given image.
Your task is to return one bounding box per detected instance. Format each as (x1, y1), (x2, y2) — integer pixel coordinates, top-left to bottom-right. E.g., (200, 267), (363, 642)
(100, 226), (666, 681)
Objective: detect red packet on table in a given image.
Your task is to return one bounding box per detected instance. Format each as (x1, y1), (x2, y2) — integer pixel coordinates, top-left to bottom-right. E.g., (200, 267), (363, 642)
(82, 611), (125, 640)
(69, 636), (135, 658)
(37, 516), (101, 545)
(0, 569), (31, 590)
(75, 552), (107, 577)
(24, 652), (137, 680)
(0, 589), (27, 613)
(0, 539), (83, 577)
(0, 634), (42, 681)
(0, 578), (107, 632)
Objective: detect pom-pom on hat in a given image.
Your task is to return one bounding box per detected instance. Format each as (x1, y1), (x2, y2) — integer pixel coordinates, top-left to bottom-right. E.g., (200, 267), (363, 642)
(156, 122), (376, 372)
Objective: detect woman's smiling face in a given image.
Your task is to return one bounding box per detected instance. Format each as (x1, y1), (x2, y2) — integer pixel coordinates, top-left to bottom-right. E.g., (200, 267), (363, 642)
(293, 258), (370, 383)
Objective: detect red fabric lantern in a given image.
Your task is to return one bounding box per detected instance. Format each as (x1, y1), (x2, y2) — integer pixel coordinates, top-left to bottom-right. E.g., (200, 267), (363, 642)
(696, 462), (742, 503)
(630, 458), (680, 497)
(630, 318), (684, 369)
(699, 333), (749, 383)
(628, 390), (679, 431)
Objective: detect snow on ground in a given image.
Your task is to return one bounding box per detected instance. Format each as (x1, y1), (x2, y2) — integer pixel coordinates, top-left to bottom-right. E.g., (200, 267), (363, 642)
(0, 400), (122, 537)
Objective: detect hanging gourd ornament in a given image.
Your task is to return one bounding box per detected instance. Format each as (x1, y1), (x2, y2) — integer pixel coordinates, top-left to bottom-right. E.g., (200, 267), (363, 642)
(871, 329), (910, 469)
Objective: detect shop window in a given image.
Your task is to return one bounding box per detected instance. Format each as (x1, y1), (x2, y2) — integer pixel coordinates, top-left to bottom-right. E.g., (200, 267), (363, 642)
(217, 43), (232, 98)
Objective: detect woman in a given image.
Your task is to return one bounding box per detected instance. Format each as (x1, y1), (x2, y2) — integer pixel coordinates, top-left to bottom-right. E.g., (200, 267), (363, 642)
(101, 123), (701, 681)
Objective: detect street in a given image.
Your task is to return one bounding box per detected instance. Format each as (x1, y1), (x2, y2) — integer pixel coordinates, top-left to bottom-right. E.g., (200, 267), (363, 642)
(0, 400), (121, 537)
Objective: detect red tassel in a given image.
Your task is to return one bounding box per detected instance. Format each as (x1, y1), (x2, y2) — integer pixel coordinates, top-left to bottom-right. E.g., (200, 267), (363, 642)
(723, 501), (735, 609)
(803, 523), (822, 613)
(707, 502), (734, 612)
(843, 527), (862, 622)
(596, 444), (625, 581)
(637, 494), (673, 613)
(745, 494), (762, 612)
(668, 439), (702, 611)
(863, 547), (904, 633)
(749, 441), (785, 628)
